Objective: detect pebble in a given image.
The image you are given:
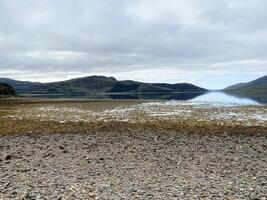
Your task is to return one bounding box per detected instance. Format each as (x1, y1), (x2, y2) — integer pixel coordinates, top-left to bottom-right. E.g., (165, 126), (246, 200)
(0, 130), (266, 199)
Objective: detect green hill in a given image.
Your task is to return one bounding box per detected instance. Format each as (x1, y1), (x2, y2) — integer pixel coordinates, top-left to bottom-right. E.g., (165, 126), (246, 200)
(0, 78), (43, 94)
(33, 76), (118, 94)
(109, 81), (173, 93)
(0, 83), (16, 95)
(0, 76), (208, 95)
(224, 75), (267, 93)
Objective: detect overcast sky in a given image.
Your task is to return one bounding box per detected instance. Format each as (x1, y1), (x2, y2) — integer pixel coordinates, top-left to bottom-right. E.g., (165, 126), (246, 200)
(0, 0), (266, 89)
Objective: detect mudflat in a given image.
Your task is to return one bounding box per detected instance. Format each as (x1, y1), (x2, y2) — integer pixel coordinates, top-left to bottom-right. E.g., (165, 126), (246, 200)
(0, 99), (266, 199)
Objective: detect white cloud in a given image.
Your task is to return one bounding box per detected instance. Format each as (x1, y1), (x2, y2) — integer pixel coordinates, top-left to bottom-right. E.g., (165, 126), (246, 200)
(25, 51), (87, 61)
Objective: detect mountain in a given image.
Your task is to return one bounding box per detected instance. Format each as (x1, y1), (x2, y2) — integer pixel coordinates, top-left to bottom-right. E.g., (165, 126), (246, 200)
(110, 81), (207, 93)
(0, 78), (43, 94)
(109, 80), (172, 93)
(224, 75), (267, 93)
(0, 83), (16, 95)
(0, 76), (117, 94)
(30, 76), (118, 94)
(0, 76), (208, 95)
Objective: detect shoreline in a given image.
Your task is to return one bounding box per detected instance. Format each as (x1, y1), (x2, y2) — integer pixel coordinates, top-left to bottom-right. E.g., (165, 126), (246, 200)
(0, 99), (266, 199)
(1, 99), (266, 136)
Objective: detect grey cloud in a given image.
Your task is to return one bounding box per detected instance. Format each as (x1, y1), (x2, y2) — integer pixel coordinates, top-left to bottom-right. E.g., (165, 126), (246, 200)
(0, 0), (266, 87)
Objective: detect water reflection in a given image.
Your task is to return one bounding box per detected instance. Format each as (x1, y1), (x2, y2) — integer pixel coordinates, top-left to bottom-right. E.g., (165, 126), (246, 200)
(190, 92), (260, 105)
(224, 91), (267, 104)
(24, 92), (206, 101)
(23, 91), (267, 105)
(108, 92), (205, 100)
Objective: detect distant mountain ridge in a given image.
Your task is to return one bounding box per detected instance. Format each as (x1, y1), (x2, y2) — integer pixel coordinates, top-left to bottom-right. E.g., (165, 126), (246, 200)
(0, 76), (208, 94)
(0, 83), (16, 95)
(224, 75), (267, 93)
(223, 75), (267, 104)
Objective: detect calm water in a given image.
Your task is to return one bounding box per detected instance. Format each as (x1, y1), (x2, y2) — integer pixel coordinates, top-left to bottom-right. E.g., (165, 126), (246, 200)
(190, 92), (260, 105)
(23, 91), (267, 105)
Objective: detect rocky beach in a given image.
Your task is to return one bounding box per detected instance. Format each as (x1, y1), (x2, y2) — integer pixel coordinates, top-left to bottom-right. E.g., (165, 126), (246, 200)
(0, 99), (266, 199)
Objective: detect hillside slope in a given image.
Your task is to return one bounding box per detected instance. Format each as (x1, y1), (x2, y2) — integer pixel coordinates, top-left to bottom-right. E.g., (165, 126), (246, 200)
(0, 78), (42, 94)
(0, 76), (208, 94)
(0, 83), (16, 95)
(225, 75), (267, 93)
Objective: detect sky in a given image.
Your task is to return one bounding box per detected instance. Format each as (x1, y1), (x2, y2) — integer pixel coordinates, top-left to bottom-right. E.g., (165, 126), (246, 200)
(0, 0), (266, 89)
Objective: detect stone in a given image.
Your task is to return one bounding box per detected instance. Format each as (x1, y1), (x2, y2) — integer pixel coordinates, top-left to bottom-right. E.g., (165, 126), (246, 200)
(88, 192), (96, 197)
(5, 154), (12, 160)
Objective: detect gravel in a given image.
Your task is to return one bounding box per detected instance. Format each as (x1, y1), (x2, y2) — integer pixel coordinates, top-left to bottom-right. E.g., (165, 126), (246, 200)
(0, 130), (266, 200)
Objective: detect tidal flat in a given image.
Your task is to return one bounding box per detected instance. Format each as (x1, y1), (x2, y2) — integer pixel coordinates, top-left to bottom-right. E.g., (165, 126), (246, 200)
(0, 99), (267, 199)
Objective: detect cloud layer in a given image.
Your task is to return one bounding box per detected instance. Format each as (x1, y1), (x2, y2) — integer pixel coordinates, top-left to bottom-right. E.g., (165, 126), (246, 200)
(0, 0), (266, 88)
